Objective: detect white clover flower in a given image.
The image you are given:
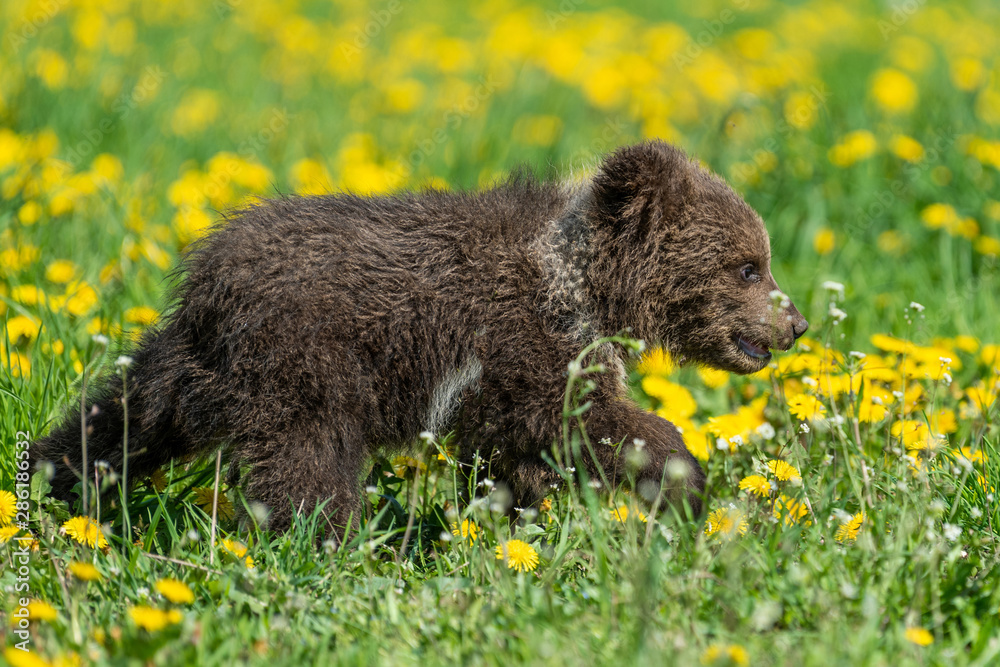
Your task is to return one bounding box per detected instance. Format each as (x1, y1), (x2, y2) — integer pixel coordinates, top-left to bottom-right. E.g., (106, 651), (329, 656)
(92, 334), (110, 346)
(821, 281), (846, 298)
(849, 351), (866, 359)
(942, 523), (962, 542)
(115, 355), (134, 368)
(908, 301), (925, 312)
(802, 376), (818, 387)
(970, 507), (983, 519)
(755, 422), (776, 440)
(828, 304), (847, 324)
(715, 438), (729, 451)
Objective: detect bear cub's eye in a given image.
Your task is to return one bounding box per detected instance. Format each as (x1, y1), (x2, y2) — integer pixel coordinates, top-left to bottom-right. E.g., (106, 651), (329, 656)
(739, 263), (759, 283)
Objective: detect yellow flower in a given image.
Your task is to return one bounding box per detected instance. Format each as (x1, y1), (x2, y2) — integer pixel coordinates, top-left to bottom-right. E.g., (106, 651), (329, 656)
(6, 315), (41, 344)
(450, 519), (479, 543)
(828, 130), (877, 167)
(773, 494), (810, 526)
(192, 487), (235, 521)
(495, 539), (539, 573)
(18, 201), (42, 225)
(129, 605), (183, 632)
(155, 578), (194, 604)
(701, 643), (749, 666)
(835, 511), (865, 543)
(124, 306), (159, 327)
(738, 475), (771, 497)
(221, 538), (247, 559)
(870, 68), (917, 113)
(637, 346), (675, 376)
(0, 526), (23, 542)
(766, 459), (801, 482)
(64, 281), (98, 317)
(609, 504), (647, 523)
(813, 228), (835, 255)
(61, 517), (108, 549)
(45, 260), (77, 284)
(642, 377), (696, 418)
(950, 57), (985, 91)
(27, 601), (58, 622)
(905, 626), (933, 646)
(4, 646), (53, 667)
(539, 498), (553, 513)
(0, 490), (16, 524)
(704, 507), (748, 539)
(68, 561), (102, 582)
(391, 455), (427, 479)
(975, 236), (1000, 257)
(698, 366), (730, 389)
(920, 203), (960, 231)
(889, 135), (924, 162)
(787, 394), (825, 421)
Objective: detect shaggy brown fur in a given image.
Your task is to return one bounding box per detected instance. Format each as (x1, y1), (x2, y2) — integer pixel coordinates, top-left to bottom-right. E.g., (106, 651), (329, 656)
(33, 140), (807, 532)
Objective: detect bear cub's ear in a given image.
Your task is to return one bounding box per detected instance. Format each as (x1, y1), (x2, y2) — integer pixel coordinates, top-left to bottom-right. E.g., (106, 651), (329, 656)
(590, 140), (697, 239)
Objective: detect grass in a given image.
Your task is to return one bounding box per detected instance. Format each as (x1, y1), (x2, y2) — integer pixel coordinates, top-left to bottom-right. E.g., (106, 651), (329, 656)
(2, 0), (1000, 664)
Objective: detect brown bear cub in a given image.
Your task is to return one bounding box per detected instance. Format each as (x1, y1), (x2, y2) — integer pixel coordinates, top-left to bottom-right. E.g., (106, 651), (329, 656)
(33, 140), (807, 532)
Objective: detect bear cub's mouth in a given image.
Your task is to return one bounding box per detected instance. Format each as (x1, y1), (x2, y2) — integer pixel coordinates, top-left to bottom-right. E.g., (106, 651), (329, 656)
(736, 334), (772, 362)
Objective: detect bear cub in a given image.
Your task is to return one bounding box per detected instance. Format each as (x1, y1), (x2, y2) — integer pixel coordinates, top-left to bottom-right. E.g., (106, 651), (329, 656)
(33, 140), (808, 531)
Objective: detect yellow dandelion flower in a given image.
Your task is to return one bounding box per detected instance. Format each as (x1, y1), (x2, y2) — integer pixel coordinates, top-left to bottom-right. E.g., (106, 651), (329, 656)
(155, 578), (194, 604)
(642, 377), (696, 418)
(27, 601), (58, 622)
(701, 643), (749, 666)
(813, 228), (835, 255)
(391, 455), (427, 479)
(905, 626), (933, 646)
(68, 561), (102, 581)
(61, 517), (108, 549)
(773, 494), (810, 526)
(828, 130), (877, 168)
(221, 538), (247, 559)
(244, 556), (255, 569)
(870, 68), (917, 113)
(450, 519), (479, 543)
(766, 459), (801, 482)
(975, 236), (1000, 257)
(495, 539), (539, 573)
(539, 498), (553, 513)
(960, 446), (987, 465)
(835, 511), (865, 543)
(920, 203), (960, 231)
(0, 489), (16, 524)
(129, 605), (183, 632)
(192, 487), (235, 521)
(609, 504), (647, 523)
(6, 315), (41, 344)
(124, 306), (159, 327)
(738, 474), (771, 497)
(0, 525), (23, 542)
(704, 507), (748, 539)
(889, 134), (924, 162)
(637, 346), (675, 376)
(698, 366), (730, 389)
(787, 393), (825, 421)
(45, 260), (77, 284)
(4, 646), (53, 667)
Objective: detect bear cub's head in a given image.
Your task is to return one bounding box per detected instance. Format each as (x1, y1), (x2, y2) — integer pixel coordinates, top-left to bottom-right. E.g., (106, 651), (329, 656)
(589, 140), (808, 375)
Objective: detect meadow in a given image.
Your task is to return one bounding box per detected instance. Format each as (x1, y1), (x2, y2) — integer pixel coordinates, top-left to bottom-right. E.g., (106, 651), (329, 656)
(2, 0), (1000, 664)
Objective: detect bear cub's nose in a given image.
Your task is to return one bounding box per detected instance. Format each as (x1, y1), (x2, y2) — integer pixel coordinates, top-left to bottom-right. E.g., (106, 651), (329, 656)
(792, 316), (809, 339)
